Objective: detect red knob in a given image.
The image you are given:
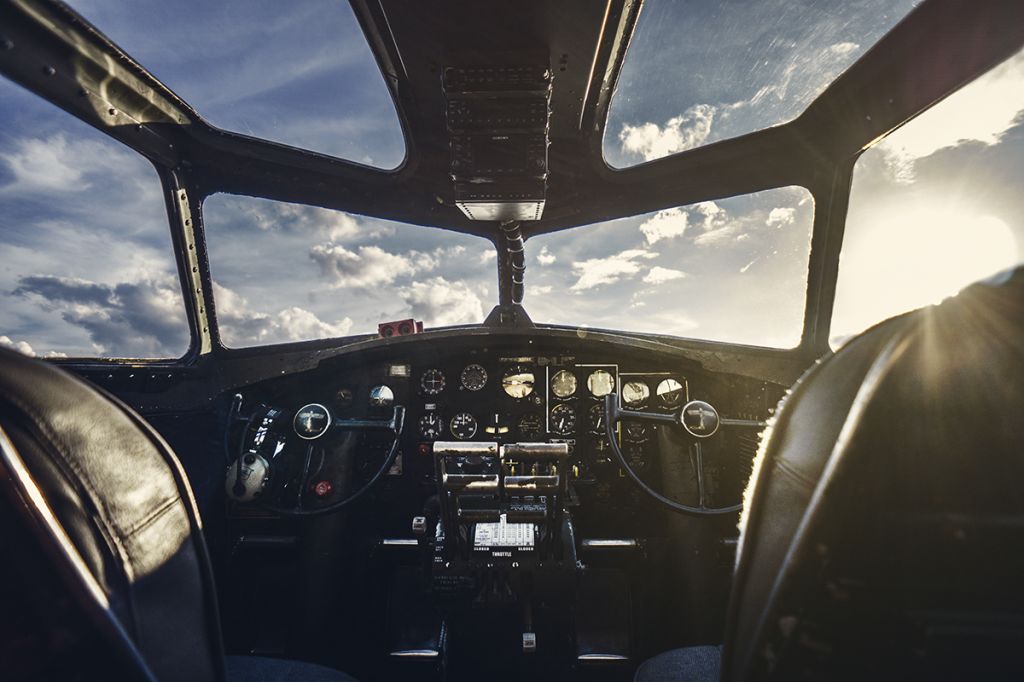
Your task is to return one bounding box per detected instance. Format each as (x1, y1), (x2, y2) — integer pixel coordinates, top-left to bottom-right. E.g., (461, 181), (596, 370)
(312, 480), (333, 498)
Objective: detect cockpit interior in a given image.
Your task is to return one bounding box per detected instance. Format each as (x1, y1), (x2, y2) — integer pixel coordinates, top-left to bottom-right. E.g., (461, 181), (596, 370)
(1, 1), (1023, 681)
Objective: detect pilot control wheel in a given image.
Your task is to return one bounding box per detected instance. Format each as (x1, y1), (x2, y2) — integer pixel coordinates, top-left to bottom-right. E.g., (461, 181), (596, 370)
(602, 393), (764, 516)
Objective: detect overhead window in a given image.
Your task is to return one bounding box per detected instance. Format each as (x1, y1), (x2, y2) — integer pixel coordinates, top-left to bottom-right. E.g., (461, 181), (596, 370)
(527, 186), (814, 348)
(203, 195), (496, 347)
(831, 49), (1024, 347)
(65, 0), (406, 169)
(0, 78), (189, 358)
(605, 0), (916, 168)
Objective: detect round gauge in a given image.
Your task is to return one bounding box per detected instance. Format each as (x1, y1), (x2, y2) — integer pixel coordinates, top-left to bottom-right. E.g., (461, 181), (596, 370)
(518, 413), (543, 438)
(550, 369), (577, 399)
(550, 404), (576, 435)
(587, 369), (615, 397)
(369, 385), (394, 407)
(420, 369), (446, 395)
(622, 380), (650, 408)
(460, 364), (488, 391)
(624, 421), (648, 443)
(588, 403), (606, 433)
(450, 412), (478, 440)
(656, 378), (685, 408)
(293, 403), (332, 440)
(335, 387), (354, 407)
(418, 412), (443, 441)
(502, 365), (535, 399)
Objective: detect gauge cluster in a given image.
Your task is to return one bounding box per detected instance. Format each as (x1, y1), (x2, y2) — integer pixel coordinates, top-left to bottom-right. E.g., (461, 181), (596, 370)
(229, 334), (783, 532)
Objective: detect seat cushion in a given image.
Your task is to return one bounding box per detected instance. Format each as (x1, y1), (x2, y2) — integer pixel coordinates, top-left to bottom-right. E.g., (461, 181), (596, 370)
(226, 656), (358, 682)
(634, 646), (721, 682)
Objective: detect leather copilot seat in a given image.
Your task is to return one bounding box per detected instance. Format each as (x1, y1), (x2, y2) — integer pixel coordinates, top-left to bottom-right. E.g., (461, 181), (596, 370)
(637, 266), (1024, 681)
(0, 347), (356, 681)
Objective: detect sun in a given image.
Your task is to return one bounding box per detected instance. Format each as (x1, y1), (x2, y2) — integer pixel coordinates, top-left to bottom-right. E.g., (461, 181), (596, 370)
(832, 203), (1018, 344)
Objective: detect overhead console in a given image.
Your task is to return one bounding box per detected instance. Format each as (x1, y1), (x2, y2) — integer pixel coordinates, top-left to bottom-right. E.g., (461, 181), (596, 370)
(445, 63), (551, 221)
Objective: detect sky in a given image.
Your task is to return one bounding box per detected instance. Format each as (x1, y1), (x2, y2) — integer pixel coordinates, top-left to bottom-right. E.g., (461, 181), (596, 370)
(0, 1), (1022, 357)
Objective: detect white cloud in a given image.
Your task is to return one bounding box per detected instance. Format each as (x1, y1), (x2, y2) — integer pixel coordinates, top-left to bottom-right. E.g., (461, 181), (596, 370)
(878, 50), (1024, 180)
(570, 249), (656, 291)
(619, 104), (716, 162)
(400, 277), (483, 326)
(213, 282), (352, 346)
(0, 134), (114, 194)
(643, 266), (686, 284)
(766, 207), (796, 228)
(691, 201), (744, 245)
(639, 207), (688, 245)
(479, 249), (497, 264)
(537, 245), (556, 265)
(309, 244), (413, 288)
(0, 335), (34, 355)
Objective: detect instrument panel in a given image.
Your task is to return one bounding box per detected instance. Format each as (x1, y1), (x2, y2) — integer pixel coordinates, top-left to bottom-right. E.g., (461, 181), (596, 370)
(228, 334), (783, 532)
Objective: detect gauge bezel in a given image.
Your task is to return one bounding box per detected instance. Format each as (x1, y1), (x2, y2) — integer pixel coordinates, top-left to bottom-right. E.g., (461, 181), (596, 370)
(420, 368), (447, 395)
(656, 378), (686, 408)
(460, 363), (488, 391)
(449, 412), (478, 439)
(621, 380), (651, 408)
(587, 369), (615, 397)
(501, 365), (536, 399)
(550, 369), (578, 399)
(550, 403), (577, 435)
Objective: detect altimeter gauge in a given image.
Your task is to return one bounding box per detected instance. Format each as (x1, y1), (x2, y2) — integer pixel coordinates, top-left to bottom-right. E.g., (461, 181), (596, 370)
(550, 369), (577, 398)
(550, 404), (576, 435)
(460, 363), (488, 391)
(450, 412), (478, 440)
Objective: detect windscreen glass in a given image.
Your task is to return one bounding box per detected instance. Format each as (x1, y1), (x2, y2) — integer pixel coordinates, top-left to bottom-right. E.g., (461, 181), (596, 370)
(832, 49), (1024, 346)
(66, 0), (405, 168)
(605, 0), (917, 167)
(204, 195), (496, 347)
(527, 186), (814, 348)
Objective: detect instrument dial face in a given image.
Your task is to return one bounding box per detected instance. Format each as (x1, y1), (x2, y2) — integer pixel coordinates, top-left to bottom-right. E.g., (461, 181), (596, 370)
(418, 412), (443, 441)
(656, 378), (685, 408)
(502, 365), (535, 399)
(460, 364), (488, 391)
(588, 403), (606, 433)
(449, 412), (478, 440)
(550, 369), (578, 399)
(294, 403), (331, 440)
(518, 413), (543, 438)
(550, 404), (577, 435)
(420, 369), (446, 395)
(369, 385), (394, 407)
(587, 369), (615, 397)
(624, 420), (649, 443)
(621, 380), (650, 408)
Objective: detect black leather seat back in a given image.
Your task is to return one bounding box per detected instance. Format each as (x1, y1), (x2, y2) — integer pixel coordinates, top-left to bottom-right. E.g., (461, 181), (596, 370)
(0, 348), (225, 682)
(724, 268), (1024, 681)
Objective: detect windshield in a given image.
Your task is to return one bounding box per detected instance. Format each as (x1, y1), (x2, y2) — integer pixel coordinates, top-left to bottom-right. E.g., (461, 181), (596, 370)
(203, 195), (495, 347)
(605, 0), (917, 167)
(526, 187), (814, 348)
(65, 0), (405, 168)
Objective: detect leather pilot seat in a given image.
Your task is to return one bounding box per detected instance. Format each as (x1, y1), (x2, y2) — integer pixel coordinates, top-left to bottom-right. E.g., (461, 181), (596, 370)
(0, 347), (356, 681)
(637, 266), (1024, 681)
